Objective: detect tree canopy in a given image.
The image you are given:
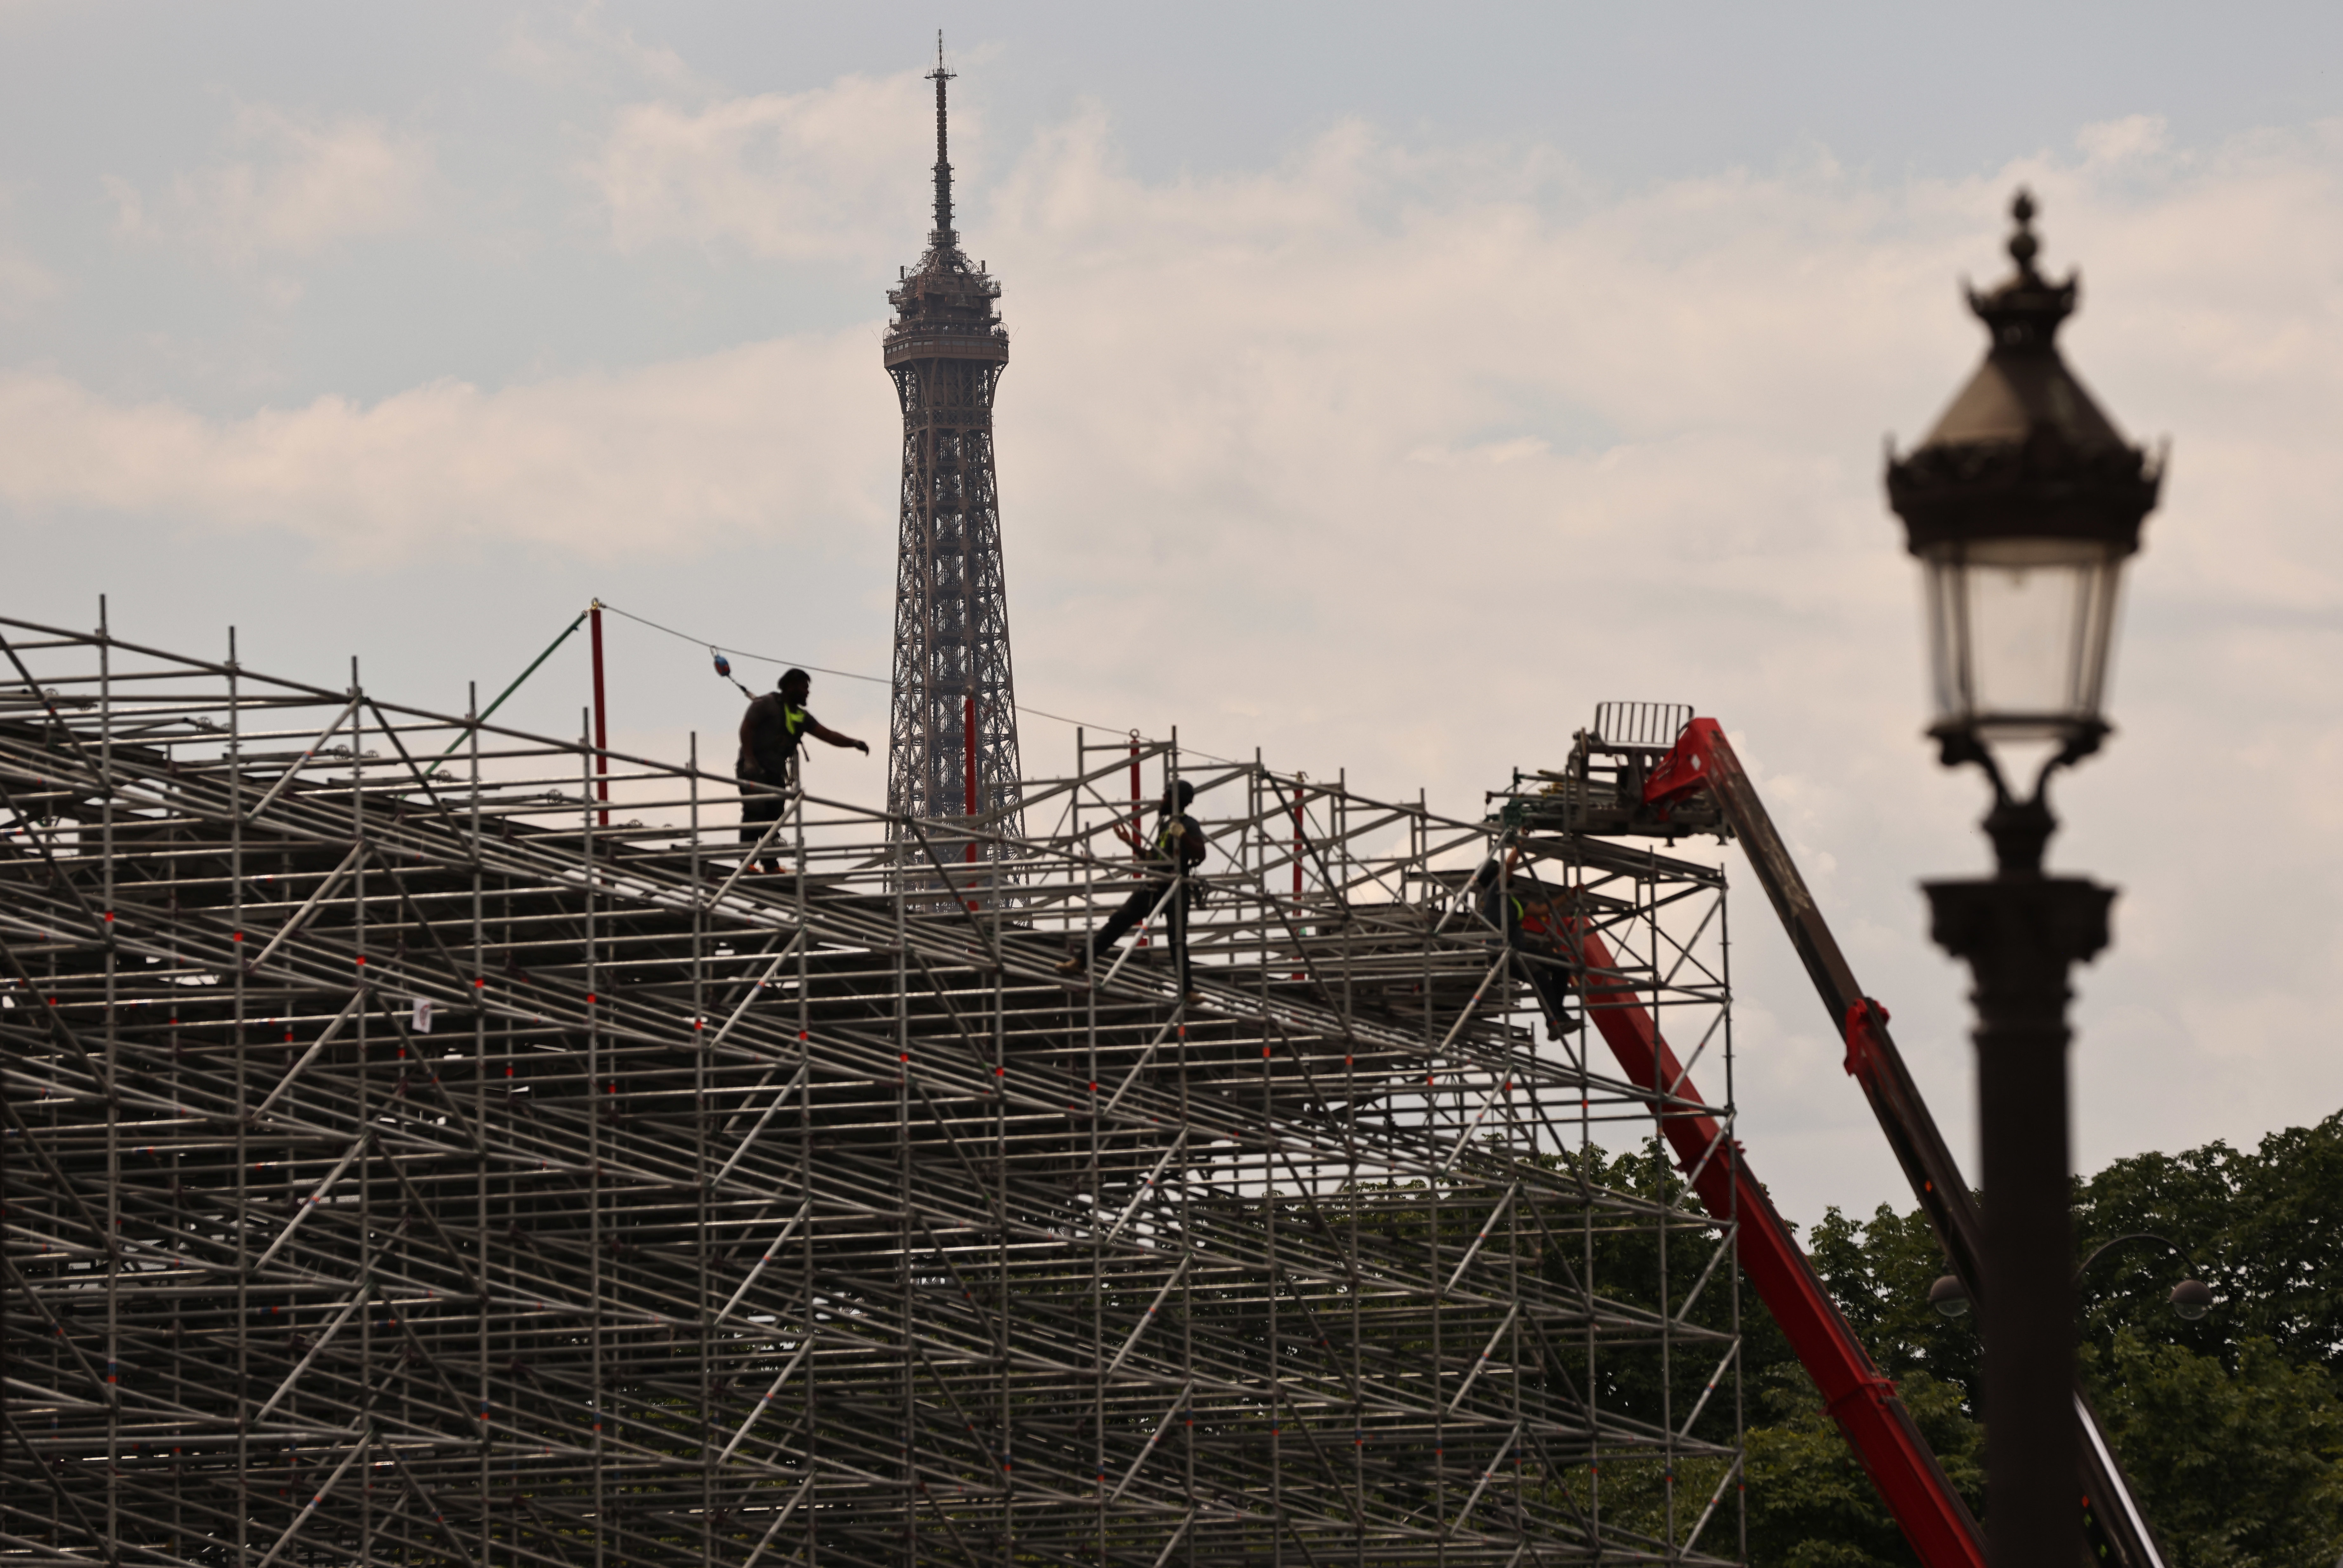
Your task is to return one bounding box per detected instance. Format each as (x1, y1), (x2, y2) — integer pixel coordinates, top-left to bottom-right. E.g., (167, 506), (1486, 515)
(1740, 1110), (2343, 1566)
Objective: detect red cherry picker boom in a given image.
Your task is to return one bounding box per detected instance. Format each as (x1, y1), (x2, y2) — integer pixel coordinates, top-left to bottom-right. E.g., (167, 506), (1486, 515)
(1500, 705), (2164, 1568)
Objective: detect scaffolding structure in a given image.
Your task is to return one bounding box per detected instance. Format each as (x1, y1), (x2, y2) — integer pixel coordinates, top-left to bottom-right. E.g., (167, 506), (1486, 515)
(2, 614), (1746, 1567)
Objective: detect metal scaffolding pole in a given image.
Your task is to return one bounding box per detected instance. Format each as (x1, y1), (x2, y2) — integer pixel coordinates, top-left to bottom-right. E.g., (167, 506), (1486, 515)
(2, 613), (1743, 1567)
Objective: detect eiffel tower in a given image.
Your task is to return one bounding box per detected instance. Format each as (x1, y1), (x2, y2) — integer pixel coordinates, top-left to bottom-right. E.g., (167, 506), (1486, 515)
(882, 42), (1023, 858)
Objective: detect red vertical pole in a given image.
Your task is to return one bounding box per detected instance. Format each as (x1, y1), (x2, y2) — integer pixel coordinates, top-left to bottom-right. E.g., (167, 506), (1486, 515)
(589, 600), (610, 829)
(1291, 777), (1305, 978)
(1128, 733), (1142, 855)
(1130, 733), (1147, 945)
(963, 695), (979, 864)
(1292, 779), (1304, 897)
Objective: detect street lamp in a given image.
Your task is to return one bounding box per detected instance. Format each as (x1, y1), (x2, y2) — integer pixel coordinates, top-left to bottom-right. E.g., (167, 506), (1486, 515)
(2072, 1233), (2215, 1322)
(1886, 191), (2163, 1568)
(1929, 1231), (2214, 1322)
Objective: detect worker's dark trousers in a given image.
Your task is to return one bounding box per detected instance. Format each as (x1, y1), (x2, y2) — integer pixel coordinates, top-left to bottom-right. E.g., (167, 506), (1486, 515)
(1087, 879), (1189, 992)
(736, 768), (794, 872)
(1517, 949), (1578, 1032)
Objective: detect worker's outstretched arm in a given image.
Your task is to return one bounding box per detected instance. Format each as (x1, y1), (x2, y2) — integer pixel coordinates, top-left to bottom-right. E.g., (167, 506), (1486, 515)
(808, 721), (870, 755)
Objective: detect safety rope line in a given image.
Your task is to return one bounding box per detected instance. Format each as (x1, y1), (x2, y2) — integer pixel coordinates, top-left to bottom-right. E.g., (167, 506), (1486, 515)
(424, 606), (590, 774)
(597, 599), (1156, 741)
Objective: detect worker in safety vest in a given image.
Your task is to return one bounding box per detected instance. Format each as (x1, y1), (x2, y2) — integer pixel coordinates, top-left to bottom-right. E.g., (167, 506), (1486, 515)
(1059, 779), (1207, 1005)
(737, 668), (868, 872)
(1474, 855), (1581, 1035)
(1518, 888), (1583, 1035)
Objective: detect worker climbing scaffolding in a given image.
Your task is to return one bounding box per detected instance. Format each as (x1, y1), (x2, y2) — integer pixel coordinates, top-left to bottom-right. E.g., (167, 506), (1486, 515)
(735, 667), (869, 873)
(1472, 851), (1582, 1035)
(1059, 778), (1207, 1003)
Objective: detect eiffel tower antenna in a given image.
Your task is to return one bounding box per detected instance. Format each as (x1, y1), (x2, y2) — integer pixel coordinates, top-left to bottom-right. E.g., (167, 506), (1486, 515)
(926, 35), (956, 243)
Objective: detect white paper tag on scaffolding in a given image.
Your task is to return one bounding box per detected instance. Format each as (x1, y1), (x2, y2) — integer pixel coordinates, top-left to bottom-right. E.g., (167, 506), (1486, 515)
(411, 998), (434, 1034)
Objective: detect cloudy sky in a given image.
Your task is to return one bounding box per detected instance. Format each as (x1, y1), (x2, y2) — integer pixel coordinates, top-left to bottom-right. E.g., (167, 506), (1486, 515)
(6, 2), (2342, 1226)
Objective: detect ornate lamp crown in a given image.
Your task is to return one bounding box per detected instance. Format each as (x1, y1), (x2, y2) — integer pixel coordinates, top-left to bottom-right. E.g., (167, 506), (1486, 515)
(1969, 191), (2076, 349)
(1887, 190), (2160, 555)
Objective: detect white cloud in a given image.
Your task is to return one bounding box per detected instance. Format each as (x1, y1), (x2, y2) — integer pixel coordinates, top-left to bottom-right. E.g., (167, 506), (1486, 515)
(590, 71), (942, 262)
(0, 240), (57, 317)
(501, 6), (710, 97)
(107, 105), (436, 266)
(2077, 113), (2171, 168)
(0, 184), (62, 316)
(0, 333), (893, 564)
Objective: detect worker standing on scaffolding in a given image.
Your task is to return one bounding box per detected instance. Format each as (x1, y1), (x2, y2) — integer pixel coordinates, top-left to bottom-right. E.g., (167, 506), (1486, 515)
(737, 668), (868, 873)
(1473, 853), (1581, 1035)
(1059, 779), (1207, 1004)
(1510, 886), (1581, 1034)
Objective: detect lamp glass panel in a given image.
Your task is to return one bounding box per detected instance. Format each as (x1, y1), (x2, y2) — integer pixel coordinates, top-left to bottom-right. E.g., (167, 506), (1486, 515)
(1924, 536), (2122, 741)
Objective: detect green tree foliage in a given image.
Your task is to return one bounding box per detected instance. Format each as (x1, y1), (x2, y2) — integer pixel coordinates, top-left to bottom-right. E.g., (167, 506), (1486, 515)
(1536, 1141), (1792, 1447)
(2084, 1329), (2343, 1567)
(2074, 1112), (2343, 1379)
(1732, 1201), (1986, 1567)
(1742, 1363), (1983, 1568)
(1735, 1112), (2343, 1567)
(1805, 1202), (1980, 1410)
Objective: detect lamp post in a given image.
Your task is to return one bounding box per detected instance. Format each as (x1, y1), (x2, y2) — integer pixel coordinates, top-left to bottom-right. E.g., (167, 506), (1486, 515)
(1886, 192), (2163, 1568)
(1930, 1231), (2213, 1322)
(2072, 1233), (2215, 1321)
